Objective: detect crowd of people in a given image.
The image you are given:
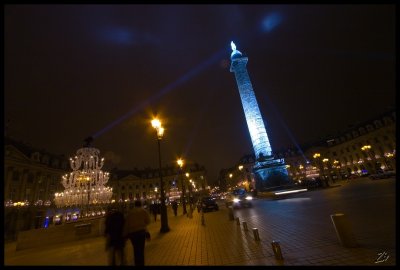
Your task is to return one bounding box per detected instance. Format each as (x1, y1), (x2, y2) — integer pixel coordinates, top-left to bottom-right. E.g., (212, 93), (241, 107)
(104, 200), (188, 266)
(104, 196), (203, 266)
(104, 201), (151, 266)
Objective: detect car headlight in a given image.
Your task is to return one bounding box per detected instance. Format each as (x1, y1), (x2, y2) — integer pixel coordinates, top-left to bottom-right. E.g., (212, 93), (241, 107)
(233, 198), (240, 203)
(245, 196), (253, 200)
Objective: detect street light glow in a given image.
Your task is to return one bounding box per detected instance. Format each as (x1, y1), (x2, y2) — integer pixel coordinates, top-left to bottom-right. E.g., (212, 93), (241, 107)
(157, 127), (164, 137)
(151, 118), (161, 128)
(151, 116), (169, 233)
(361, 145), (371, 151)
(177, 158), (184, 168)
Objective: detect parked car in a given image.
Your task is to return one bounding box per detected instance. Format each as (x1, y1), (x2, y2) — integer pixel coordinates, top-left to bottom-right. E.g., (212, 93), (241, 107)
(347, 174), (359, 179)
(225, 188), (253, 209)
(370, 170), (396, 180)
(197, 196), (219, 212)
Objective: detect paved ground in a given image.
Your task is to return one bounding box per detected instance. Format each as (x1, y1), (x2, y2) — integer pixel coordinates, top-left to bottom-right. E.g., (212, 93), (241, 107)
(4, 178), (396, 266)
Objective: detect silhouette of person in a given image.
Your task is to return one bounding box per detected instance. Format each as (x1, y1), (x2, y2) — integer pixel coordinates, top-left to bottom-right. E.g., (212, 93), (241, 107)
(171, 201), (178, 216)
(124, 200), (151, 266)
(104, 206), (126, 266)
(150, 203), (158, 222)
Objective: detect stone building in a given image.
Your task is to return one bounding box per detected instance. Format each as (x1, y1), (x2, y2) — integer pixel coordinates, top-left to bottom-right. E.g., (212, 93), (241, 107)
(4, 136), (208, 240)
(220, 109), (396, 190)
(4, 137), (69, 240)
(283, 109), (396, 182)
(108, 163), (208, 204)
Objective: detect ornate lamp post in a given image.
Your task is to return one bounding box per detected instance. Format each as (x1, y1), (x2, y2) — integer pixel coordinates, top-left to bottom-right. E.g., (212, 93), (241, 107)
(332, 160), (341, 181)
(384, 152), (394, 170)
(186, 173), (193, 218)
(298, 164), (304, 181)
(322, 158), (331, 186)
(361, 145), (377, 174)
(313, 153), (325, 186)
(228, 173), (233, 190)
(154, 187), (158, 201)
(177, 158), (187, 215)
(238, 165), (248, 191)
(151, 118), (170, 233)
(313, 153), (322, 175)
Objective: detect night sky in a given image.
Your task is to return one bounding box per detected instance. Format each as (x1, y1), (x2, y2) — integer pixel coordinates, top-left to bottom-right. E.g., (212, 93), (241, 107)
(4, 5), (395, 184)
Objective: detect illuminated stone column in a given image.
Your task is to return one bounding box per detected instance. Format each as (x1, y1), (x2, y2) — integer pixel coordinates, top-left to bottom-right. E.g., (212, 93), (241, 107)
(230, 42), (290, 191)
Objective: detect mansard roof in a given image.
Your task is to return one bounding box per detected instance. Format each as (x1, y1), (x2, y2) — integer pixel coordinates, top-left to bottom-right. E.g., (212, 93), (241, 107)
(4, 136), (68, 167)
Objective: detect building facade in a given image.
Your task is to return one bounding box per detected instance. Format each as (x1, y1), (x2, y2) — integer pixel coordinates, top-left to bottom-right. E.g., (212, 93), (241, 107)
(108, 163), (208, 204)
(4, 137), (208, 240)
(283, 110), (396, 182)
(4, 137), (69, 240)
(219, 109), (396, 190)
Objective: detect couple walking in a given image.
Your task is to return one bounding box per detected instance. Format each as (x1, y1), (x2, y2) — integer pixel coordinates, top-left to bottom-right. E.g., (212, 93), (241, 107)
(104, 200), (151, 266)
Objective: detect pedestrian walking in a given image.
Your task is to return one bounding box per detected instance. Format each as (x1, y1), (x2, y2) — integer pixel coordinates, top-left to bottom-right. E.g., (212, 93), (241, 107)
(150, 203), (158, 222)
(104, 206), (126, 266)
(171, 200), (178, 216)
(123, 200), (151, 266)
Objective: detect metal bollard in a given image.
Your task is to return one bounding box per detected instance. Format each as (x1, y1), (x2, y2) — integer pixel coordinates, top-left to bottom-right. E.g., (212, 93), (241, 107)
(330, 213), (358, 247)
(271, 241), (283, 260)
(236, 217), (240, 226)
(228, 207), (234, 221)
(242, 221), (248, 231)
(252, 228), (260, 241)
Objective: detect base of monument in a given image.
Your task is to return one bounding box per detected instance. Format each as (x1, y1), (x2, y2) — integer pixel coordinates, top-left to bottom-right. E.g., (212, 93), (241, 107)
(253, 158), (293, 191)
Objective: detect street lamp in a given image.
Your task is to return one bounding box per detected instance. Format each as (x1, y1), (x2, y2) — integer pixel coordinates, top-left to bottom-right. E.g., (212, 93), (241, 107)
(313, 152), (327, 186)
(313, 153), (321, 176)
(384, 152), (394, 170)
(151, 118), (170, 233)
(186, 174), (193, 218)
(322, 158), (332, 184)
(154, 187), (158, 200)
(238, 165), (248, 190)
(333, 160), (341, 180)
(361, 145), (377, 174)
(298, 164), (305, 181)
(177, 158), (187, 215)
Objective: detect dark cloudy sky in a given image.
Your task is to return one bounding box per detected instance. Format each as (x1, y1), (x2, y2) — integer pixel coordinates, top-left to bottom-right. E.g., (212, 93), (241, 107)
(4, 5), (395, 184)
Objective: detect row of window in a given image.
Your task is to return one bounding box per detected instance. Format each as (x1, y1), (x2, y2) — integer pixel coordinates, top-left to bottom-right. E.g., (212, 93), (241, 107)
(119, 183), (157, 190)
(115, 167), (204, 180)
(331, 142), (393, 157)
(11, 171), (59, 186)
(328, 116), (394, 146)
(30, 152), (68, 169)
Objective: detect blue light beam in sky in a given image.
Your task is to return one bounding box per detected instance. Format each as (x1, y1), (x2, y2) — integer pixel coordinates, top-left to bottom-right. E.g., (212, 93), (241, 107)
(93, 11), (286, 140)
(261, 92), (309, 163)
(92, 49), (226, 139)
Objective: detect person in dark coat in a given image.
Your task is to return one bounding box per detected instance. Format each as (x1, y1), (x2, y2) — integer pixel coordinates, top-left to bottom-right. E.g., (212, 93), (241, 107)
(123, 200), (151, 266)
(104, 206), (126, 266)
(171, 200), (178, 216)
(150, 203), (157, 222)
